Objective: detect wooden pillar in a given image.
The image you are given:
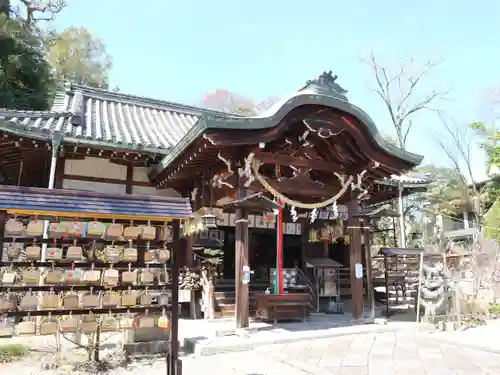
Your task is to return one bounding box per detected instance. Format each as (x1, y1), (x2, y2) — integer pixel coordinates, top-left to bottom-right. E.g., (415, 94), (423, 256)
(125, 164), (133, 194)
(300, 221), (308, 270)
(54, 156), (65, 189)
(169, 220), (181, 375)
(347, 199), (364, 320)
(0, 211), (5, 261)
(235, 207), (249, 328)
(184, 177), (201, 269)
(323, 239), (329, 258)
(362, 218), (375, 321)
(185, 235), (194, 267)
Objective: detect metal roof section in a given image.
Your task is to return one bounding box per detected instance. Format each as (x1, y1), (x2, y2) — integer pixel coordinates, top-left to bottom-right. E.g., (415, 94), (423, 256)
(306, 257), (343, 268)
(151, 71), (424, 179)
(352, 203), (399, 218)
(0, 82), (233, 153)
(378, 248), (424, 257)
(222, 192), (282, 212)
(376, 173), (431, 188)
(0, 185), (193, 220)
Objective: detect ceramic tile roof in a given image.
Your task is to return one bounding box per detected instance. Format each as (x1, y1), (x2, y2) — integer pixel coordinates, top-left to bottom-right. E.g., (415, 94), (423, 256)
(0, 83), (228, 152)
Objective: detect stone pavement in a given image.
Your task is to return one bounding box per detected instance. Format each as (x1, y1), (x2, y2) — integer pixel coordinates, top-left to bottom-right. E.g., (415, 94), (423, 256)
(1, 329), (499, 374)
(426, 320), (500, 352)
(181, 315), (432, 356)
(178, 331), (500, 375)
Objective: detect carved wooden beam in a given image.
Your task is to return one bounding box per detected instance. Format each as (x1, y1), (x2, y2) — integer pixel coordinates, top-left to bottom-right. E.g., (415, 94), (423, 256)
(253, 151), (345, 172)
(252, 176), (339, 198)
(275, 180), (348, 198)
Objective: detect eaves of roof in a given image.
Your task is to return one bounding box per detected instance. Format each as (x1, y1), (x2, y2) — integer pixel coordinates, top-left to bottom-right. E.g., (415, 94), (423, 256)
(150, 89), (424, 180)
(376, 174), (431, 188)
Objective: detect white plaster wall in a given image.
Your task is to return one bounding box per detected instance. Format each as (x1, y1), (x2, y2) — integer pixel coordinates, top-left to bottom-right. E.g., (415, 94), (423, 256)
(133, 167), (149, 182)
(132, 186), (181, 197)
(65, 157), (126, 180)
(63, 179), (126, 194)
(63, 158), (180, 197)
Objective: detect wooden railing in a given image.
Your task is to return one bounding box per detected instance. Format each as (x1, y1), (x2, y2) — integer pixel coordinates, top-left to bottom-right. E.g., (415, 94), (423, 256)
(338, 267), (367, 296)
(295, 268), (318, 311)
(294, 267), (369, 312)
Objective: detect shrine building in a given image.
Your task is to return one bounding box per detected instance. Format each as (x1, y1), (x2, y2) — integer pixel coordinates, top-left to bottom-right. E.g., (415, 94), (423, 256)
(0, 72), (428, 326)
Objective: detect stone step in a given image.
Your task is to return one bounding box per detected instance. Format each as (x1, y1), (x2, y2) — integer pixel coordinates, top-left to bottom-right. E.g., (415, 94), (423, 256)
(215, 303), (257, 312)
(215, 286), (269, 293)
(214, 292), (258, 305)
(215, 279), (270, 291)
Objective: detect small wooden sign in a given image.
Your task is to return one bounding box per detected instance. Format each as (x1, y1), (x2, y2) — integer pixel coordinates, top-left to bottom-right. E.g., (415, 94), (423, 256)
(247, 215), (255, 228)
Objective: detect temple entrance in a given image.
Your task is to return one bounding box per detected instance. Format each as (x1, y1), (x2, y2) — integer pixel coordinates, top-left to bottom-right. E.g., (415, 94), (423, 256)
(219, 227), (303, 281)
(283, 235), (302, 268)
(251, 230), (275, 281)
(222, 228), (235, 279)
(328, 240), (349, 268)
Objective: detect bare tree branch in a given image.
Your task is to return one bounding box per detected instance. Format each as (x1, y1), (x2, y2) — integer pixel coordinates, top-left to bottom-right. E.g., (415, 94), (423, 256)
(364, 52), (449, 149)
(432, 111), (483, 214)
(437, 111), (476, 188)
(15, 0), (65, 32)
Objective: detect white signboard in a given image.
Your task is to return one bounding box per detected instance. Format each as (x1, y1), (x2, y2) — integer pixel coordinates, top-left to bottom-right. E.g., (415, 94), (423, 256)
(355, 263), (363, 279)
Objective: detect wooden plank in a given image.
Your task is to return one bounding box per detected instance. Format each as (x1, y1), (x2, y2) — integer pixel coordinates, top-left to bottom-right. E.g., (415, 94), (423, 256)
(64, 174), (152, 187)
(4, 305), (171, 317)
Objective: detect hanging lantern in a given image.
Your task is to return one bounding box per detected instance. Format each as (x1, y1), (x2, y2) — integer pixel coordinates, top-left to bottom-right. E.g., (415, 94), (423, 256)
(343, 235), (350, 245)
(201, 213), (217, 229)
(308, 228), (319, 243)
(333, 220), (344, 238)
(195, 219), (205, 232)
(188, 221), (197, 235)
(320, 227), (330, 241)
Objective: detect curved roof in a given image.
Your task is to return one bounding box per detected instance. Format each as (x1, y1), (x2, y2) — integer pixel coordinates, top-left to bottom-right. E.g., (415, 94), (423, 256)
(151, 71), (423, 179)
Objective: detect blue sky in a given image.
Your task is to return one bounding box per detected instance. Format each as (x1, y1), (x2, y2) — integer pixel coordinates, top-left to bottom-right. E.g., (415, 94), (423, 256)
(53, 0), (500, 179)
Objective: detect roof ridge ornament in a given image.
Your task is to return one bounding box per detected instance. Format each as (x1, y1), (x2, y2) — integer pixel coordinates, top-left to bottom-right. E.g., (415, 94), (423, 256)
(300, 71), (348, 101)
(69, 90), (84, 126)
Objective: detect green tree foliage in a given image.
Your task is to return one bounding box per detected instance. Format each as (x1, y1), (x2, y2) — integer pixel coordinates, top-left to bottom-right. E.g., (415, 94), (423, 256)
(470, 121), (500, 170)
(469, 121), (500, 208)
(45, 27), (112, 89)
(0, 10), (52, 109)
(470, 121), (500, 240)
(413, 164), (474, 216)
(382, 134), (399, 146)
(483, 199), (500, 243)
